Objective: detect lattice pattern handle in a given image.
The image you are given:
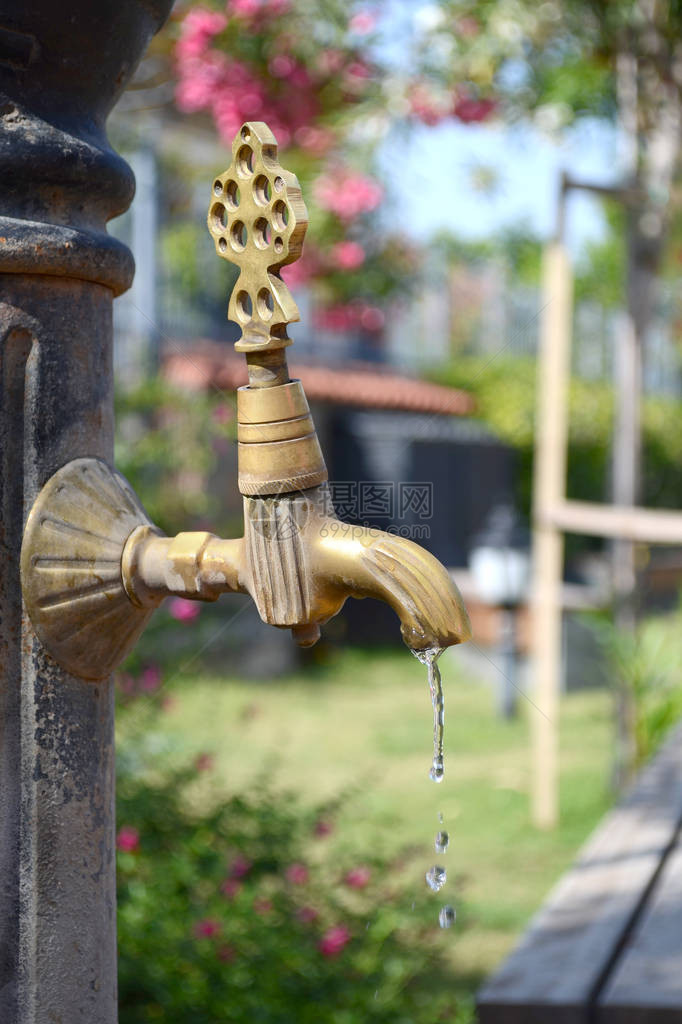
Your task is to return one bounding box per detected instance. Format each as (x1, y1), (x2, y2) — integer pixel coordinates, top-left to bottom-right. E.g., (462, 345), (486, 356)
(207, 122), (308, 352)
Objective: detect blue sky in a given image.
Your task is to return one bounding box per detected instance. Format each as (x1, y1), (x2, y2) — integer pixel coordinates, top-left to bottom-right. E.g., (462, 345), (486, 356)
(375, 1), (621, 257)
(380, 116), (620, 256)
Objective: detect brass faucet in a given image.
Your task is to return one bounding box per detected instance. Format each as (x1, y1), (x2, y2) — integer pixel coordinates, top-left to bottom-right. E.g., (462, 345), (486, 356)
(20, 122), (471, 680)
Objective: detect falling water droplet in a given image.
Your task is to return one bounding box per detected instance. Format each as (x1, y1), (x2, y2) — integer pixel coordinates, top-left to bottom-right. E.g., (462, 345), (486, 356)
(435, 830), (449, 854)
(425, 865), (447, 892)
(439, 905), (456, 929)
(438, 811), (444, 824)
(413, 646), (445, 783)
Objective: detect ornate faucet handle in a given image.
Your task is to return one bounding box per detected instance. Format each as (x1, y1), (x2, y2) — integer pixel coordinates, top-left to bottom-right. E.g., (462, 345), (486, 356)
(207, 121), (308, 352)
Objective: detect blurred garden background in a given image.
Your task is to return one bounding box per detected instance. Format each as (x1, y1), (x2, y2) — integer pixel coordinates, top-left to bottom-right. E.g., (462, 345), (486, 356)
(109, 1), (682, 1020)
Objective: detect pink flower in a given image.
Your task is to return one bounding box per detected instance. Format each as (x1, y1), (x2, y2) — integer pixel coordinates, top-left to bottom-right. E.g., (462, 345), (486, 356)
(169, 597), (201, 623)
(176, 8), (227, 61)
(319, 925), (351, 957)
(360, 305), (385, 332)
(453, 95), (496, 124)
(175, 52), (228, 113)
(408, 82), (449, 126)
(238, 89), (266, 117)
(343, 61), (372, 91)
(313, 819), (333, 838)
(212, 403), (233, 424)
(221, 878), (243, 900)
(229, 854), (253, 878)
(228, 0), (289, 18)
(285, 862), (309, 885)
(287, 64), (312, 88)
(139, 665), (162, 692)
(228, 0), (261, 15)
(194, 918), (221, 939)
(117, 826), (140, 853)
(313, 169), (382, 221)
(212, 90), (242, 141)
(316, 49), (345, 76)
(161, 695), (177, 712)
(344, 865), (371, 889)
(349, 11), (376, 34)
(296, 905), (319, 924)
(294, 125), (335, 156)
(269, 54), (295, 78)
(280, 248), (319, 288)
(195, 753), (214, 772)
(331, 241), (365, 270)
(217, 944), (236, 962)
(312, 302), (384, 334)
(254, 898), (273, 916)
(117, 673), (136, 696)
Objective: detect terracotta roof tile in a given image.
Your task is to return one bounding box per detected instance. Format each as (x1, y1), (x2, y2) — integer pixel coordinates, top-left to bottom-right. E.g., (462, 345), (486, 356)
(162, 340), (475, 417)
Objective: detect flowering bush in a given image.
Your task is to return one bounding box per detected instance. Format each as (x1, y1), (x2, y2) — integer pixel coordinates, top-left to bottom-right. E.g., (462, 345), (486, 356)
(115, 376), (236, 538)
(116, 741), (473, 1022)
(168, 1), (494, 340)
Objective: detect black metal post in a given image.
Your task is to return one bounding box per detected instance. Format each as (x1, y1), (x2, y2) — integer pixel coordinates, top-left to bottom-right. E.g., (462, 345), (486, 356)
(0, 3), (170, 1020)
(497, 605), (519, 720)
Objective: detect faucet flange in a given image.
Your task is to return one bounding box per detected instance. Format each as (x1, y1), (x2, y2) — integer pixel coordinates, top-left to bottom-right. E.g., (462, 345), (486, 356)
(20, 458), (163, 680)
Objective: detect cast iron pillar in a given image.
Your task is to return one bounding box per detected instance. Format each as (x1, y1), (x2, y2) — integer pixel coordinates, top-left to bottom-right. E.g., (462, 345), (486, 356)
(0, 3), (171, 1021)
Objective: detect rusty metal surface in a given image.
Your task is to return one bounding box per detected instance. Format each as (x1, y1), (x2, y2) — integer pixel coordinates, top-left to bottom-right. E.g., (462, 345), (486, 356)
(0, 2), (172, 1021)
(0, 277), (117, 1023)
(0, 1), (171, 294)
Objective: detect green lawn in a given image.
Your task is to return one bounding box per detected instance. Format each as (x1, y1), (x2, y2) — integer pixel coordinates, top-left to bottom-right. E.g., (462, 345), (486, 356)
(118, 644), (613, 1010)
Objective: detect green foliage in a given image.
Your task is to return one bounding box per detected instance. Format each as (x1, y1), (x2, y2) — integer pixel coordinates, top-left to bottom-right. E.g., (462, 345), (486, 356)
(587, 603), (682, 765)
(430, 0), (682, 128)
(573, 203), (627, 310)
(113, 644), (614, 1020)
(162, 219), (238, 308)
(116, 725), (474, 1024)
(434, 224), (543, 289)
(433, 355), (682, 519)
(114, 375), (236, 536)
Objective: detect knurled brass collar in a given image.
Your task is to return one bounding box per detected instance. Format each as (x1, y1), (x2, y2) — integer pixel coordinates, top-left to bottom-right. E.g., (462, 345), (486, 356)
(236, 379), (327, 496)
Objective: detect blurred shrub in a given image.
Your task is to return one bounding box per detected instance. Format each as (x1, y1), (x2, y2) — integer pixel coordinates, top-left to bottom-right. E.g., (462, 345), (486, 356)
(434, 355), (682, 520)
(115, 376), (236, 537)
(587, 604), (682, 766)
(116, 721), (473, 1024)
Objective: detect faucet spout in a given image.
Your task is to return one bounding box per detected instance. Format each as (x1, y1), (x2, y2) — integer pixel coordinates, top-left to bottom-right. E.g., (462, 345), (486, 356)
(242, 485), (471, 652)
(314, 518), (472, 652)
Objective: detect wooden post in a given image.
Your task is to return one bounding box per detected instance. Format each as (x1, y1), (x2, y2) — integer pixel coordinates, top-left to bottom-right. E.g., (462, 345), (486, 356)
(611, 309), (640, 787)
(530, 242), (573, 829)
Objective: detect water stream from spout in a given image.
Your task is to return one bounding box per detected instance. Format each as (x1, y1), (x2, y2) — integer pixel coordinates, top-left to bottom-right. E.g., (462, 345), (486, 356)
(413, 646), (445, 783)
(412, 647), (457, 929)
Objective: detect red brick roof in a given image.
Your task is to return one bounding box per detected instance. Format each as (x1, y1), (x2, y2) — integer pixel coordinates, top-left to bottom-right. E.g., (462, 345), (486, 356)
(162, 341), (475, 417)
